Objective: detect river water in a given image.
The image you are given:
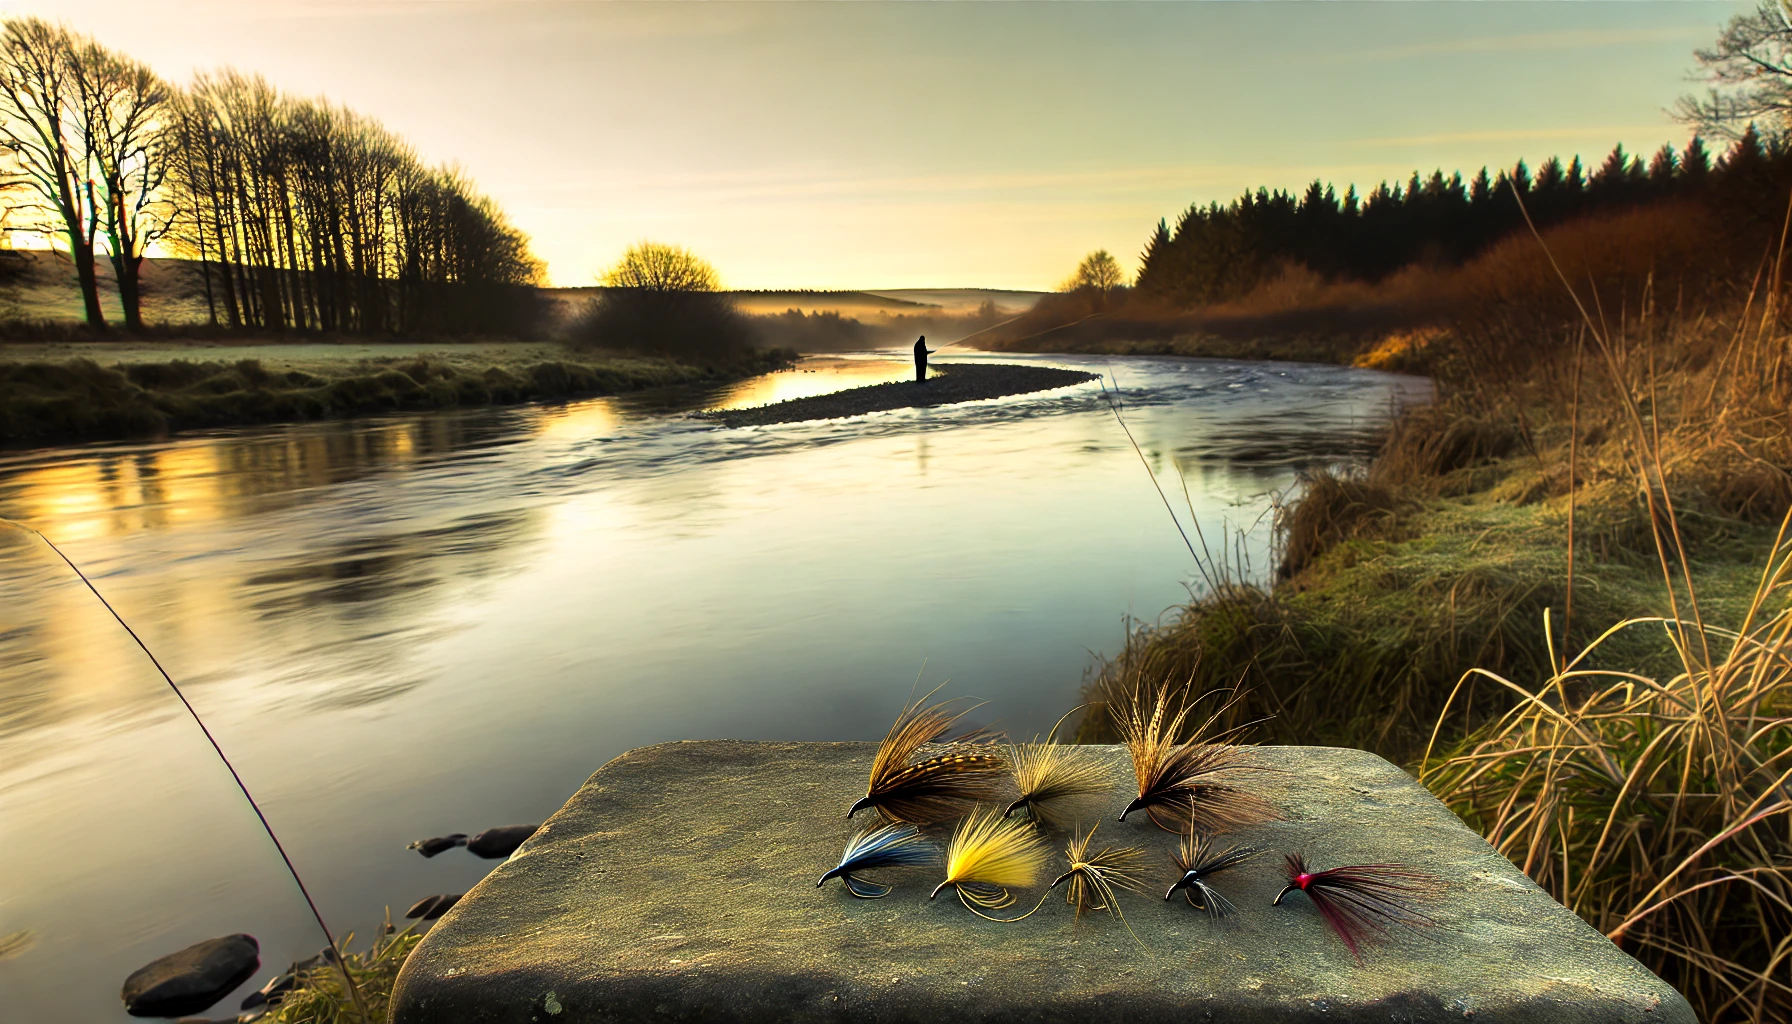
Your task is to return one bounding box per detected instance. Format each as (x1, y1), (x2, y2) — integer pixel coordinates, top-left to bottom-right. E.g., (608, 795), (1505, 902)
(0, 350), (1426, 1020)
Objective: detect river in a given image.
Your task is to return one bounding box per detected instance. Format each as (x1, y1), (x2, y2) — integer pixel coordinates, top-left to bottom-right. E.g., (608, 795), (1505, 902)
(0, 349), (1427, 1020)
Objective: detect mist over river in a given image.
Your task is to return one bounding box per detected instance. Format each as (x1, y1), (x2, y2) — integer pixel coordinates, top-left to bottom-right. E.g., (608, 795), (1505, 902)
(0, 349), (1426, 1020)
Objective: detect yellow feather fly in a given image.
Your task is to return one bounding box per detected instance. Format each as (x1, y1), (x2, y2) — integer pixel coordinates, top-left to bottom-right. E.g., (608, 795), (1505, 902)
(1005, 740), (1111, 828)
(1004, 704), (1112, 828)
(929, 808), (1051, 920)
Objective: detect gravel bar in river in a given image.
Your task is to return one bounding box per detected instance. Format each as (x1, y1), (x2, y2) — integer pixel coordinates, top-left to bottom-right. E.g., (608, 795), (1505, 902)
(703, 362), (1099, 426)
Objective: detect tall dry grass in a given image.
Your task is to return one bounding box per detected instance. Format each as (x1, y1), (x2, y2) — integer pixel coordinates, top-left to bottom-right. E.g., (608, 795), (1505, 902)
(1081, 192), (1792, 1017)
(1418, 194), (1792, 1022)
(1420, 528), (1791, 1020)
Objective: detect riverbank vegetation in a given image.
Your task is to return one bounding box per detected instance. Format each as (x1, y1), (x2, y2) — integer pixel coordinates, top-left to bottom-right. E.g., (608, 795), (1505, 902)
(259, 919), (421, 1024)
(0, 23), (816, 445)
(1071, 223), (1792, 1022)
(982, 137), (1766, 363)
(1064, 6), (1792, 1016)
(571, 242), (760, 360)
(0, 342), (792, 445)
(0, 19), (545, 337)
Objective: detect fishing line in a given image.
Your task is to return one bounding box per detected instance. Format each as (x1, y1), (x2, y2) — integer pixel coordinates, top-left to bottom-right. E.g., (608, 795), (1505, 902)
(1, 517), (371, 1021)
(1095, 372), (1221, 597)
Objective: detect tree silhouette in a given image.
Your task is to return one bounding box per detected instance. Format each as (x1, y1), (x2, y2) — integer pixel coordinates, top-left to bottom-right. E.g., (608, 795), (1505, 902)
(1677, 1), (1792, 140)
(163, 70), (542, 335)
(0, 18), (107, 326)
(1133, 130), (1792, 310)
(603, 242), (719, 292)
(1064, 249), (1126, 291)
(574, 242), (755, 358)
(74, 37), (173, 330)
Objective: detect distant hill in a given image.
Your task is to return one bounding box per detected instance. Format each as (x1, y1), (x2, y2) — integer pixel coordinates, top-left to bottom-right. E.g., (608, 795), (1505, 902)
(862, 289), (1047, 317)
(0, 250), (1045, 347)
(546, 286), (1044, 325)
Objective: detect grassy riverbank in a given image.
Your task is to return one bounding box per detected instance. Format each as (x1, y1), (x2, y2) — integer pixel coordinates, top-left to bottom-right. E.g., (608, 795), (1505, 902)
(0, 339), (795, 446)
(1072, 227), (1792, 1018)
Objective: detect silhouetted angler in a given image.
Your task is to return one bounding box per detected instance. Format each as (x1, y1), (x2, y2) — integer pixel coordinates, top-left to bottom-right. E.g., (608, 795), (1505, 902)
(914, 335), (935, 382)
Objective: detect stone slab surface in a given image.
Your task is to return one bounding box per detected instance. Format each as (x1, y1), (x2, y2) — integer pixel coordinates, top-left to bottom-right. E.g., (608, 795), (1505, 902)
(390, 741), (1692, 1024)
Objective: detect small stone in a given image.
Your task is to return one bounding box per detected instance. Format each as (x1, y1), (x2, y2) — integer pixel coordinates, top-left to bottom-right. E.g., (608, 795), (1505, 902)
(407, 833), (468, 858)
(467, 824), (538, 859)
(121, 934), (260, 1018)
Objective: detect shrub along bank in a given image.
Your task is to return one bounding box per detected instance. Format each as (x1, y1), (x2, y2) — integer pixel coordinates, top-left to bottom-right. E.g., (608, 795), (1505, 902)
(0, 345), (795, 446)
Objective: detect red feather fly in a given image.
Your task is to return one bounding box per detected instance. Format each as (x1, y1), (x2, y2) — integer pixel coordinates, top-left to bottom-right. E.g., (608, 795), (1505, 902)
(1272, 852), (1441, 962)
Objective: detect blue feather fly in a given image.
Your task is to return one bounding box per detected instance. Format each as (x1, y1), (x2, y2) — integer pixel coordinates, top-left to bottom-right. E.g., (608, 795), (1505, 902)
(817, 823), (937, 898)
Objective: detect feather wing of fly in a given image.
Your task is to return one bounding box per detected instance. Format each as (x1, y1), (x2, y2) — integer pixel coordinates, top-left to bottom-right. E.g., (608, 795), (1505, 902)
(817, 823), (937, 898)
(852, 685), (1007, 824)
(1117, 684), (1277, 833)
(1272, 852), (1442, 961)
(1005, 705), (1111, 828)
(1164, 828), (1258, 919)
(929, 808), (1051, 921)
(1047, 822), (1148, 945)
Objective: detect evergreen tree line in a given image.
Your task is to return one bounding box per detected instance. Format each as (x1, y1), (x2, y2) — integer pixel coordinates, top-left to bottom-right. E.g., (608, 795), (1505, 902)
(1135, 129), (1788, 308)
(0, 18), (543, 334)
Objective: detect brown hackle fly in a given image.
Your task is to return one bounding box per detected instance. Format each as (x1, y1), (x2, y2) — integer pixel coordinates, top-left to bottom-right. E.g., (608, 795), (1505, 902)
(850, 685), (1006, 824)
(1272, 852), (1442, 962)
(1116, 683), (1275, 833)
(1164, 829), (1257, 919)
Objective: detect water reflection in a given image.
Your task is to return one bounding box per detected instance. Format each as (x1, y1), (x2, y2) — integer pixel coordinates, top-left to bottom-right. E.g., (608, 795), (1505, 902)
(0, 350), (1426, 1021)
(708, 354), (912, 409)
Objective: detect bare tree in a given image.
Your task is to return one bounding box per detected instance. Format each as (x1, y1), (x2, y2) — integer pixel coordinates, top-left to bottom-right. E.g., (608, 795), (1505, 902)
(1676, 1), (1792, 140)
(163, 70), (542, 336)
(1064, 249), (1127, 293)
(73, 38), (172, 330)
(1061, 248), (1127, 312)
(603, 241), (720, 291)
(0, 18), (106, 326)
(575, 242), (751, 356)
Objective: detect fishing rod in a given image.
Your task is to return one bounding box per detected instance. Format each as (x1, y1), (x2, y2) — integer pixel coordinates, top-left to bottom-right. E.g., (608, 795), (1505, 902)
(1094, 371), (1227, 597)
(0, 517), (372, 1022)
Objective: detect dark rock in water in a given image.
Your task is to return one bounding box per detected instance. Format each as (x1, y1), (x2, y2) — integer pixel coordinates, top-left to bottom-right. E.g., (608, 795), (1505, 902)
(121, 933), (260, 1018)
(467, 824), (538, 859)
(407, 833), (468, 857)
(239, 970), (298, 1011)
(405, 894), (463, 920)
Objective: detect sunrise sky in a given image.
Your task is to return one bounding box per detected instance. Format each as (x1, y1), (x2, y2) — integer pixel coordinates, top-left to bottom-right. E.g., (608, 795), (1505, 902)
(0, 0), (1755, 289)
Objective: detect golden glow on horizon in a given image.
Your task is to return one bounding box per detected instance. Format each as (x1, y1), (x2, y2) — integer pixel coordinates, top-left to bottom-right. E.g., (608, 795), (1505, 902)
(0, 0), (1755, 289)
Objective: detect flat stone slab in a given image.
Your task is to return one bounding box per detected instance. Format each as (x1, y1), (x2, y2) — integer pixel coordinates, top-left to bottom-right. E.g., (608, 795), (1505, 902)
(390, 741), (1690, 1024)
